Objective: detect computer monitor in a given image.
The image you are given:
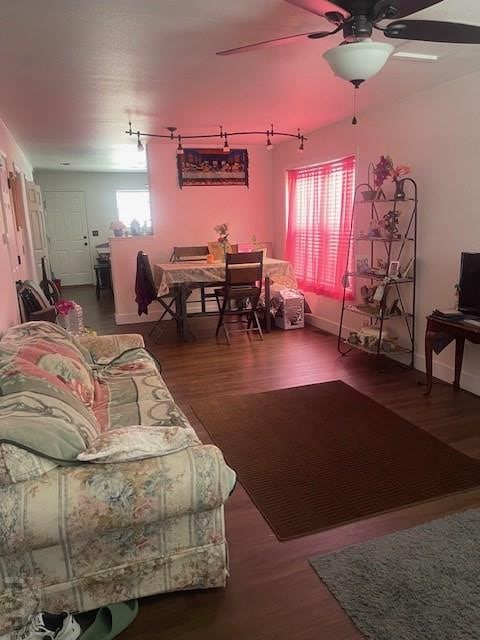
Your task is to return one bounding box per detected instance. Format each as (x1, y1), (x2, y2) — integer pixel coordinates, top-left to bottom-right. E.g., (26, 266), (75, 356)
(458, 252), (480, 316)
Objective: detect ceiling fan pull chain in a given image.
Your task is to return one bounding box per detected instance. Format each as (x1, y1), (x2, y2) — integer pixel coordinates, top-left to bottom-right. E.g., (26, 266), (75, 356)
(352, 85), (358, 125)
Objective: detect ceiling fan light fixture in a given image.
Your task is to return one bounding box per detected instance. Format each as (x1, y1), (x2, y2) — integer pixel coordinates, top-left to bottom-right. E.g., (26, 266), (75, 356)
(323, 40), (394, 83)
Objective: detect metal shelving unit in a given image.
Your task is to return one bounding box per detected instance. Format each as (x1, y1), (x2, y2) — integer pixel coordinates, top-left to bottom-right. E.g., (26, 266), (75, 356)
(337, 178), (418, 368)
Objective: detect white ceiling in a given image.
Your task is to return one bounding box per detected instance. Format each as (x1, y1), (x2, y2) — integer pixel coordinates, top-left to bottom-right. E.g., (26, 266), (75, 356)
(1, 0), (479, 171)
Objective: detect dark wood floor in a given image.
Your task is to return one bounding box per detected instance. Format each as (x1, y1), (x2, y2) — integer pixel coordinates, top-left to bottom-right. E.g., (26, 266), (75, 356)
(68, 286), (480, 640)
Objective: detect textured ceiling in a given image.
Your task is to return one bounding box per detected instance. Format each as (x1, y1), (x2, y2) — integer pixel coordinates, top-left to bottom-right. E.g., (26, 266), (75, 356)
(1, 0), (479, 171)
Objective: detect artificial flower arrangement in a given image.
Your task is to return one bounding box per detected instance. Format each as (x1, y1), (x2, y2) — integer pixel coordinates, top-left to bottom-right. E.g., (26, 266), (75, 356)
(372, 156), (411, 188)
(110, 220), (127, 237)
(55, 299), (76, 316)
(214, 222), (229, 246)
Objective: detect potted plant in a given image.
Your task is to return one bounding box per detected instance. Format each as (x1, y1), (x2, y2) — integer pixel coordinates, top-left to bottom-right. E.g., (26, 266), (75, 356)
(110, 220), (126, 237)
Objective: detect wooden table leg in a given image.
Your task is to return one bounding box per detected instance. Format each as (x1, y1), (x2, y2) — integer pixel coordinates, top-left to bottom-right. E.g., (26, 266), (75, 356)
(264, 276), (271, 333)
(179, 282), (188, 340)
(424, 329), (435, 395)
(454, 336), (465, 391)
(95, 270), (100, 300)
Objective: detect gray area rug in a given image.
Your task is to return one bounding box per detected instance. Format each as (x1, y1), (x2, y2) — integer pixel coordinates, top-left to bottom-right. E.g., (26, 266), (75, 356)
(310, 509), (480, 640)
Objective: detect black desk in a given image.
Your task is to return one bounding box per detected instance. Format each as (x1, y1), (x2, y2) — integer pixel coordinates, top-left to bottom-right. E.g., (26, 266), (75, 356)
(94, 261), (112, 299)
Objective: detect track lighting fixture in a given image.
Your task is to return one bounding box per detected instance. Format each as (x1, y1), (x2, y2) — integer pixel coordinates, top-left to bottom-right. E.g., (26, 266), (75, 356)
(176, 136), (184, 156)
(126, 121), (307, 153)
(223, 134), (230, 153)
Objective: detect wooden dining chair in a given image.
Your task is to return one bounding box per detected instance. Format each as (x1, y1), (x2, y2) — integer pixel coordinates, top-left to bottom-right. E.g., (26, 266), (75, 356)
(214, 251), (264, 345)
(170, 246), (209, 262)
(170, 245), (214, 312)
(135, 251), (179, 341)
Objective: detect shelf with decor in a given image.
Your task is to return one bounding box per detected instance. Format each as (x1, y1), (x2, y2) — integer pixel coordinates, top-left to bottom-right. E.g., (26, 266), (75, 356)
(345, 305), (413, 321)
(341, 339), (413, 357)
(337, 157), (417, 368)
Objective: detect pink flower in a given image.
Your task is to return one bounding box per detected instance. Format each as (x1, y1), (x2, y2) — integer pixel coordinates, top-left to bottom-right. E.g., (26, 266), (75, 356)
(391, 164), (411, 180)
(55, 299), (76, 316)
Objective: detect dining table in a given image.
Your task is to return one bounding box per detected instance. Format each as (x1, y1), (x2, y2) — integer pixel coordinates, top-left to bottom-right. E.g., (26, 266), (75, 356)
(153, 257), (298, 340)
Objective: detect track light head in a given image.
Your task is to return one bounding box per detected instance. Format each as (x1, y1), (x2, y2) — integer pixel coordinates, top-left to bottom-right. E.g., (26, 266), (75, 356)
(136, 132), (144, 152)
(176, 136), (184, 156)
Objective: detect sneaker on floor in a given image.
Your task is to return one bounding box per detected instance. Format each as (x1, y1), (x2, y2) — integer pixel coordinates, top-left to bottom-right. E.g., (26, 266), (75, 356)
(4, 613), (80, 640)
(54, 616), (81, 640)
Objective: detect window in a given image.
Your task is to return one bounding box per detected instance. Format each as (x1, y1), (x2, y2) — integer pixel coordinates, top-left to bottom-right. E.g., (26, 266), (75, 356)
(115, 190), (152, 235)
(285, 155), (355, 299)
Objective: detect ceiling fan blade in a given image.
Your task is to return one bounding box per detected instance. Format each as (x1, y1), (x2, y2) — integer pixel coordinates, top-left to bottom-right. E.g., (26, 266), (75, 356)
(386, 0), (443, 19)
(284, 0), (350, 19)
(385, 19), (480, 43)
(216, 31), (328, 55)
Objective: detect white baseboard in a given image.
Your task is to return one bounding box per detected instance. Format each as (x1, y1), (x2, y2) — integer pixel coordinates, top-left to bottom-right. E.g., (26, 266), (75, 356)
(306, 313), (480, 396)
(305, 312), (355, 336)
(415, 353), (480, 396)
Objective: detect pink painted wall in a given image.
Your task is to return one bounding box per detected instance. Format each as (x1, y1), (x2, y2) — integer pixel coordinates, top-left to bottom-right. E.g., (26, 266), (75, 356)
(111, 143), (273, 324)
(272, 70), (480, 394)
(0, 117), (33, 332)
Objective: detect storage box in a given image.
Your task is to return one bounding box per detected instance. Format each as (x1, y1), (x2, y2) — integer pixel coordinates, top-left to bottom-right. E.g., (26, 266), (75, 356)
(273, 289), (305, 330)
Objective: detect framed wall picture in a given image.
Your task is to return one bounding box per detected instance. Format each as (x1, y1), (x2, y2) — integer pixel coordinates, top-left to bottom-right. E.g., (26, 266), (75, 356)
(388, 260), (400, 278)
(356, 255), (371, 275)
(177, 148), (249, 188)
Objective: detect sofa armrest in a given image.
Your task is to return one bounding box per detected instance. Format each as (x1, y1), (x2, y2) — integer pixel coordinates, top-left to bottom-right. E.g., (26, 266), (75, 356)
(77, 334), (145, 362)
(1, 444), (236, 555)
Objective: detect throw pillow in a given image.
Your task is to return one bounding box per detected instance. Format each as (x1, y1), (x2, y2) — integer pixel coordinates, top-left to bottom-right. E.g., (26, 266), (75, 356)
(1, 338), (95, 408)
(77, 425), (201, 463)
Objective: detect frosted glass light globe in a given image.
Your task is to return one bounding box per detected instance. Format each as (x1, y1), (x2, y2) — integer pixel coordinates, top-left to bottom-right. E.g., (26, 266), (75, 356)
(323, 40), (394, 83)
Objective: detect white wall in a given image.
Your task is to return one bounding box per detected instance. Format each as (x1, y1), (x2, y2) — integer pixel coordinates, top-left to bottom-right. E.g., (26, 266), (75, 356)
(0, 116), (33, 331)
(273, 70), (480, 394)
(35, 170), (148, 271)
(111, 143), (273, 324)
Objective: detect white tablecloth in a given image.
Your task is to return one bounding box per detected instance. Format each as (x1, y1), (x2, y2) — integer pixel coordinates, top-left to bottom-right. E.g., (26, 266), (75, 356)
(154, 258), (297, 296)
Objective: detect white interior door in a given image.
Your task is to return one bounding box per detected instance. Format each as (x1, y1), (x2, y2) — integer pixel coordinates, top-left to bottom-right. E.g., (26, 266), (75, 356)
(0, 157), (22, 280)
(26, 180), (49, 281)
(44, 191), (92, 285)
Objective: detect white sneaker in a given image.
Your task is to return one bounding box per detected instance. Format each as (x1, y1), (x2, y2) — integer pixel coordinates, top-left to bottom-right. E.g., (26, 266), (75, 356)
(54, 616), (81, 640)
(6, 613), (81, 640)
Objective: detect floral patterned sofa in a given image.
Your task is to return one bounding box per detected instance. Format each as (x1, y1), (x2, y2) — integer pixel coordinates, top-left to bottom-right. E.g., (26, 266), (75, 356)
(0, 322), (236, 634)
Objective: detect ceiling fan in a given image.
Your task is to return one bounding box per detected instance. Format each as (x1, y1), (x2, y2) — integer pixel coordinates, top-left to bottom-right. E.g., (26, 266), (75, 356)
(217, 0), (480, 86)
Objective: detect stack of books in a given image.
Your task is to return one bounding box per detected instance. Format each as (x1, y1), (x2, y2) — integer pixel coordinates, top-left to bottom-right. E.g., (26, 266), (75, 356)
(432, 309), (465, 321)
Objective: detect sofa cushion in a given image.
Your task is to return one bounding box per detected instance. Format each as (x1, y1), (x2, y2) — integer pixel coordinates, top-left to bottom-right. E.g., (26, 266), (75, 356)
(0, 444), (57, 484)
(0, 388), (97, 463)
(0, 444), (236, 555)
(77, 425), (201, 463)
(92, 348), (187, 431)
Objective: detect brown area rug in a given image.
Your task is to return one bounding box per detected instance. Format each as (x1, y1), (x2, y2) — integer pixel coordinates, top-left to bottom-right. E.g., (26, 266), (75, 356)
(191, 381), (480, 540)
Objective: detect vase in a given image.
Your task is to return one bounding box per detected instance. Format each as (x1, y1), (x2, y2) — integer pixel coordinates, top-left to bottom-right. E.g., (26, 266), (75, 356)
(393, 179), (406, 200)
(57, 303), (84, 335)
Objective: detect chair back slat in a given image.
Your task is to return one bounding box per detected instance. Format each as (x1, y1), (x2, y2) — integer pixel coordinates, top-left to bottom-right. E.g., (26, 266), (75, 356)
(226, 251), (263, 286)
(172, 246), (209, 262)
